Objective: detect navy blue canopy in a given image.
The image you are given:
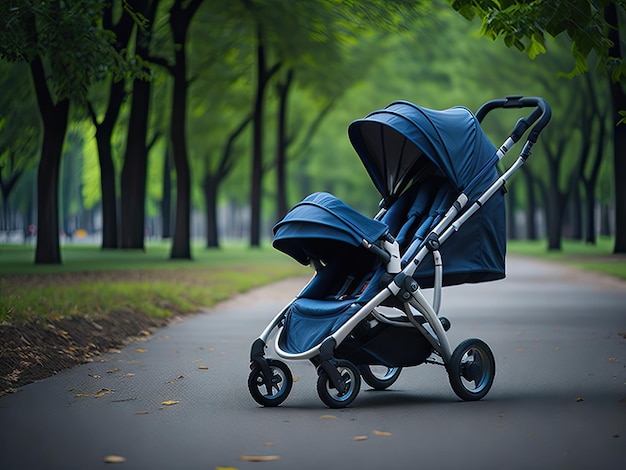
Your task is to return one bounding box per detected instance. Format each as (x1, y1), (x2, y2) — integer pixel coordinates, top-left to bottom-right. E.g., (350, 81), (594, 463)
(348, 101), (498, 204)
(273, 192), (389, 265)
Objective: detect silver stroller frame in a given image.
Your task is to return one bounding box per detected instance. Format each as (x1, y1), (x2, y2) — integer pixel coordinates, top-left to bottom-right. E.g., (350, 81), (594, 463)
(249, 96), (551, 408)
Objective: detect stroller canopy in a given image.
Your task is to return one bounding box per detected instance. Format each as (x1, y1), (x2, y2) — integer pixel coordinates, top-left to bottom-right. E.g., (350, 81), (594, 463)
(273, 192), (389, 265)
(348, 101), (498, 204)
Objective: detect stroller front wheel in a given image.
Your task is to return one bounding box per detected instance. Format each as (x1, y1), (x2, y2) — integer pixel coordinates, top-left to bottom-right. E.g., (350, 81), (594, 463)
(448, 338), (495, 401)
(359, 365), (402, 390)
(248, 359), (293, 407)
(317, 359), (361, 408)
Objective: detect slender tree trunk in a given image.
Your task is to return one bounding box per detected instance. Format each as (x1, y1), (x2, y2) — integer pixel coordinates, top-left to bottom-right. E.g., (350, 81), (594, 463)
(30, 56), (69, 264)
(276, 69), (294, 222)
(204, 175), (219, 248)
(203, 114), (252, 249)
(168, 0), (201, 260)
(90, 4), (134, 249)
(120, 0), (158, 250)
(522, 166), (537, 240)
(250, 25), (266, 248)
(506, 179), (518, 240)
(161, 148), (172, 239)
(606, 4), (626, 253)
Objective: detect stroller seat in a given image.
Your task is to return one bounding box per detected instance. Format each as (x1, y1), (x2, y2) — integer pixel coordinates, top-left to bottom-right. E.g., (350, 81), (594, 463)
(278, 298), (362, 354)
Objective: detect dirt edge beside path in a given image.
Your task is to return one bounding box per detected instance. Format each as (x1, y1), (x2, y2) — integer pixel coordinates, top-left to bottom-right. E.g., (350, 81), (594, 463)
(0, 311), (169, 396)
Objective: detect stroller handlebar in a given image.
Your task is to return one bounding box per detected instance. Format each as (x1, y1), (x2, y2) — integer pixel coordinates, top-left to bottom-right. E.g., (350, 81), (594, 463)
(476, 95), (552, 146)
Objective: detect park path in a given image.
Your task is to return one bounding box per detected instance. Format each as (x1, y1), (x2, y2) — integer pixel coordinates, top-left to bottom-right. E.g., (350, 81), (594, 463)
(0, 255), (625, 469)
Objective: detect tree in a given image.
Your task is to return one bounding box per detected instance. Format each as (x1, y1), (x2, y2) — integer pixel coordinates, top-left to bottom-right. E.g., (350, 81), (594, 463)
(164, 0), (203, 260)
(0, 63), (38, 232)
(449, 0), (626, 252)
(120, 0), (160, 250)
(0, 1), (119, 263)
(87, 1), (136, 249)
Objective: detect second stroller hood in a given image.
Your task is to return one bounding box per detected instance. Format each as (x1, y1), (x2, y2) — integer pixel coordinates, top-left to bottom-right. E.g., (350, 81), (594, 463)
(348, 101), (498, 206)
(273, 192), (389, 265)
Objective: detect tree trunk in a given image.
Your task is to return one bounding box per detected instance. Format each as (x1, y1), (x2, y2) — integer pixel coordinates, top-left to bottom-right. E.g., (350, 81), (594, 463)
(161, 148), (172, 239)
(119, 1), (158, 250)
(508, 179), (519, 240)
(606, 4), (626, 253)
(204, 175), (219, 248)
(276, 69), (294, 222)
(168, 0), (201, 260)
(521, 165), (537, 240)
(30, 56), (69, 264)
(91, 4), (134, 249)
(250, 26), (266, 248)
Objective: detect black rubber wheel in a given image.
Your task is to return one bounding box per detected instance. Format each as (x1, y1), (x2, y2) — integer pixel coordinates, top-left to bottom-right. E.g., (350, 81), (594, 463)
(448, 338), (495, 401)
(248, 359), (293, 407)
(316, 360), (361, 408)
(359, 365), (402, 390)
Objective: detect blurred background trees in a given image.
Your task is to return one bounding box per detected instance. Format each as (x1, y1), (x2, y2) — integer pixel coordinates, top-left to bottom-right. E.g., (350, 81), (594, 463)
(0, 0), (623, 263)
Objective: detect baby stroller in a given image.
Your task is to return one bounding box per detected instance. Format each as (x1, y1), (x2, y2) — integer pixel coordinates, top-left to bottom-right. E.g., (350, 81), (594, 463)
(248, 95), (551, 408)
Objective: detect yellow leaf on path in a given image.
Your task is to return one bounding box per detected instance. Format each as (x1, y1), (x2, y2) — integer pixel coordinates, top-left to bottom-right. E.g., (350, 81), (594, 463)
(136, 349), (147, 353)
(576, 397), (584, 402)
(197, 366), (209, 370)
(103, 455), (126, 463)
(373, 430), (392, 436)
(609, 357), (617, 361)
(352, 436), (368, 441)
(216, 467), (238, 470)
(320, 414), (336, 419)
(161, 400), (179, 406)
(293, 376), (300, 382)
(95, 388), (113, 398)
(75, 393), (89, 397)
(239, 455), (280, 462)
(126, 373), (135, 377)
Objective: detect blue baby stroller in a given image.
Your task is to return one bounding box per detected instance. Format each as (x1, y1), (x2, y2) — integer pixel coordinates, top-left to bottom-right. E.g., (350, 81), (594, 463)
(248, 96), (551, 408)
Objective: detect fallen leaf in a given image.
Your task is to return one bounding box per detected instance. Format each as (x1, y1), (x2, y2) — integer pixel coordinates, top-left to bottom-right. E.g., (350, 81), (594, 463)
(75, 393), (89, 397)
(373, 430), (392, 436)
(239, 455), (280, 462)
(215, 468), (238, 470)
(352, 436), (368, 441)
(103, 455), (126, 463)
(320, 414), (336, 419)
(609, 357), (617, 361)
(126, 373), (135, 377)
(161, 400), (179, 406)
(293, 376), (300, 382)
(264, 442), (275, 446)
(136, 349), (147, 353)
(88, 374), (101, 379)
(576, 397), (584, 402)
(107, 368), (120, 374)
(197, 366), (209, 370)
(134, 411), (149, 415)
(95, 388), (113, 398)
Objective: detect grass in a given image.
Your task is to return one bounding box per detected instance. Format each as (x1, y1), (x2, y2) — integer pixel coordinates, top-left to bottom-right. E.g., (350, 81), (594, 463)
(507, 237), (626, 280)
(0, 242), (310, 323)
(1, 237), (623, 325)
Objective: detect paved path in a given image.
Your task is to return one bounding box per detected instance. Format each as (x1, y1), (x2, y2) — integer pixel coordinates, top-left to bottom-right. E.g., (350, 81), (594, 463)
(0, 256), (625, 469)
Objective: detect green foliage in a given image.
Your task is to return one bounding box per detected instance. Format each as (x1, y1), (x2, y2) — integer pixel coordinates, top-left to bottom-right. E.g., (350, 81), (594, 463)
(449, 0), (622, 77)
(0, 0), (122, 103)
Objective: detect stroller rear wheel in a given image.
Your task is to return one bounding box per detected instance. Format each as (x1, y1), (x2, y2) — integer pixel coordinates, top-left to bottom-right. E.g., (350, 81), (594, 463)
(359, 365), (402, 390)
(248, 359), (293, 407)
(448, 338), (495, 401)
(317, 359), (361, 408)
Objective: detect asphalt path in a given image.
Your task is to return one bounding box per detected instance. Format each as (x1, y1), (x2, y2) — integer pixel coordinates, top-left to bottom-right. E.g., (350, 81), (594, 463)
(1, 255), (625, 470)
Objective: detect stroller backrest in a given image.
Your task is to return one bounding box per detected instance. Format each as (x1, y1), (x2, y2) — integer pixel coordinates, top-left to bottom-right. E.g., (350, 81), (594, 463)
(381, 177), (457, 256)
